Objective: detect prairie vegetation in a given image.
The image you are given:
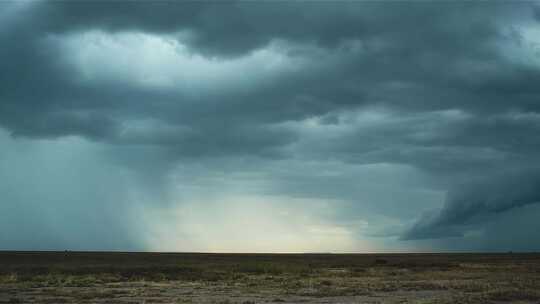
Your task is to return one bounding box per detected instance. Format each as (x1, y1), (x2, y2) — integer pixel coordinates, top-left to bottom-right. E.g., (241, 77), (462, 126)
(1, 252), (539, 303)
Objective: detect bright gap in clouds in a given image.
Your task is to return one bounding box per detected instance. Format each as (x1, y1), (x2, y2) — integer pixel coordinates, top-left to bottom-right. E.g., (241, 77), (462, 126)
(141, 196), (371, 253)
(496, 22), (540, 68)
(52, 30), (305, 94)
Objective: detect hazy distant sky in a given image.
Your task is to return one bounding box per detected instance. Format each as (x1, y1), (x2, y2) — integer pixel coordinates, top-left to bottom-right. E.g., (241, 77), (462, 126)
(1, 1), (540, 252)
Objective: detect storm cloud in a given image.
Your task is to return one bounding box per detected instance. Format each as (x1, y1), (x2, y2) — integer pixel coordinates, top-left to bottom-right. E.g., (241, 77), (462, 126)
(1, 1), (540, 252)
(403, 169), (540, 240)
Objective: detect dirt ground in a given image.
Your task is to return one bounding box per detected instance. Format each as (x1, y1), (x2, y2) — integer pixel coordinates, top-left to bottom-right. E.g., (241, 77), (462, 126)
(1, 252), (539, 303)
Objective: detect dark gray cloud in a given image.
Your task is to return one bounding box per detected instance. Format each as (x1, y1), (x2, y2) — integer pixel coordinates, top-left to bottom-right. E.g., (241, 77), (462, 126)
(2, 1), (537, 140)
(403, 169), (540, 241)
(1, 1), (540, 251)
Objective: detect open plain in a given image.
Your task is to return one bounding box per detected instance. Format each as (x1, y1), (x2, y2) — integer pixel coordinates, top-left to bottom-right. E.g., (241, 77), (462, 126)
(1, 252), (539, 303)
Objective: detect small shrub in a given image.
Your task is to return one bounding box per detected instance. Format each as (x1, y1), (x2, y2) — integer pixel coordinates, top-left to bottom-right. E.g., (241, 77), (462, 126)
(320, 280), (332, 286)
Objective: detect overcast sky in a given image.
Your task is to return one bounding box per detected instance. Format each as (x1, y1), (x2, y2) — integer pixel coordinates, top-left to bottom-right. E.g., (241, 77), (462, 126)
(1, 1), (540, 252)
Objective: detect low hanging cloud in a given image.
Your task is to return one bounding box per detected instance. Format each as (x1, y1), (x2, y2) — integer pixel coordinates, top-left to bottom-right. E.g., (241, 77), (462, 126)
(403, 169), (540, 241)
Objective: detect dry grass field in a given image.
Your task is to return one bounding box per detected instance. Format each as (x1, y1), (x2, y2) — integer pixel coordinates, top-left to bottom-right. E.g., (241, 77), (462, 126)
(1, 251), (539, 304)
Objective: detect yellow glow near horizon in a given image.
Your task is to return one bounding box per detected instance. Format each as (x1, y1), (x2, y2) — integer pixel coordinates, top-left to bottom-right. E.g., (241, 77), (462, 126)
(140, 195), (372, 253)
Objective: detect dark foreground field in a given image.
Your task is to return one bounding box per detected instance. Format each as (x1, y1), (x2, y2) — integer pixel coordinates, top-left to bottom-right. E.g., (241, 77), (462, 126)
(1, 252), (540, 304)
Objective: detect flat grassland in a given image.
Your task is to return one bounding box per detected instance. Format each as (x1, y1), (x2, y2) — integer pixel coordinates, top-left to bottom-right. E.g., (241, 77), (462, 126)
(1, 252), (539, 303)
